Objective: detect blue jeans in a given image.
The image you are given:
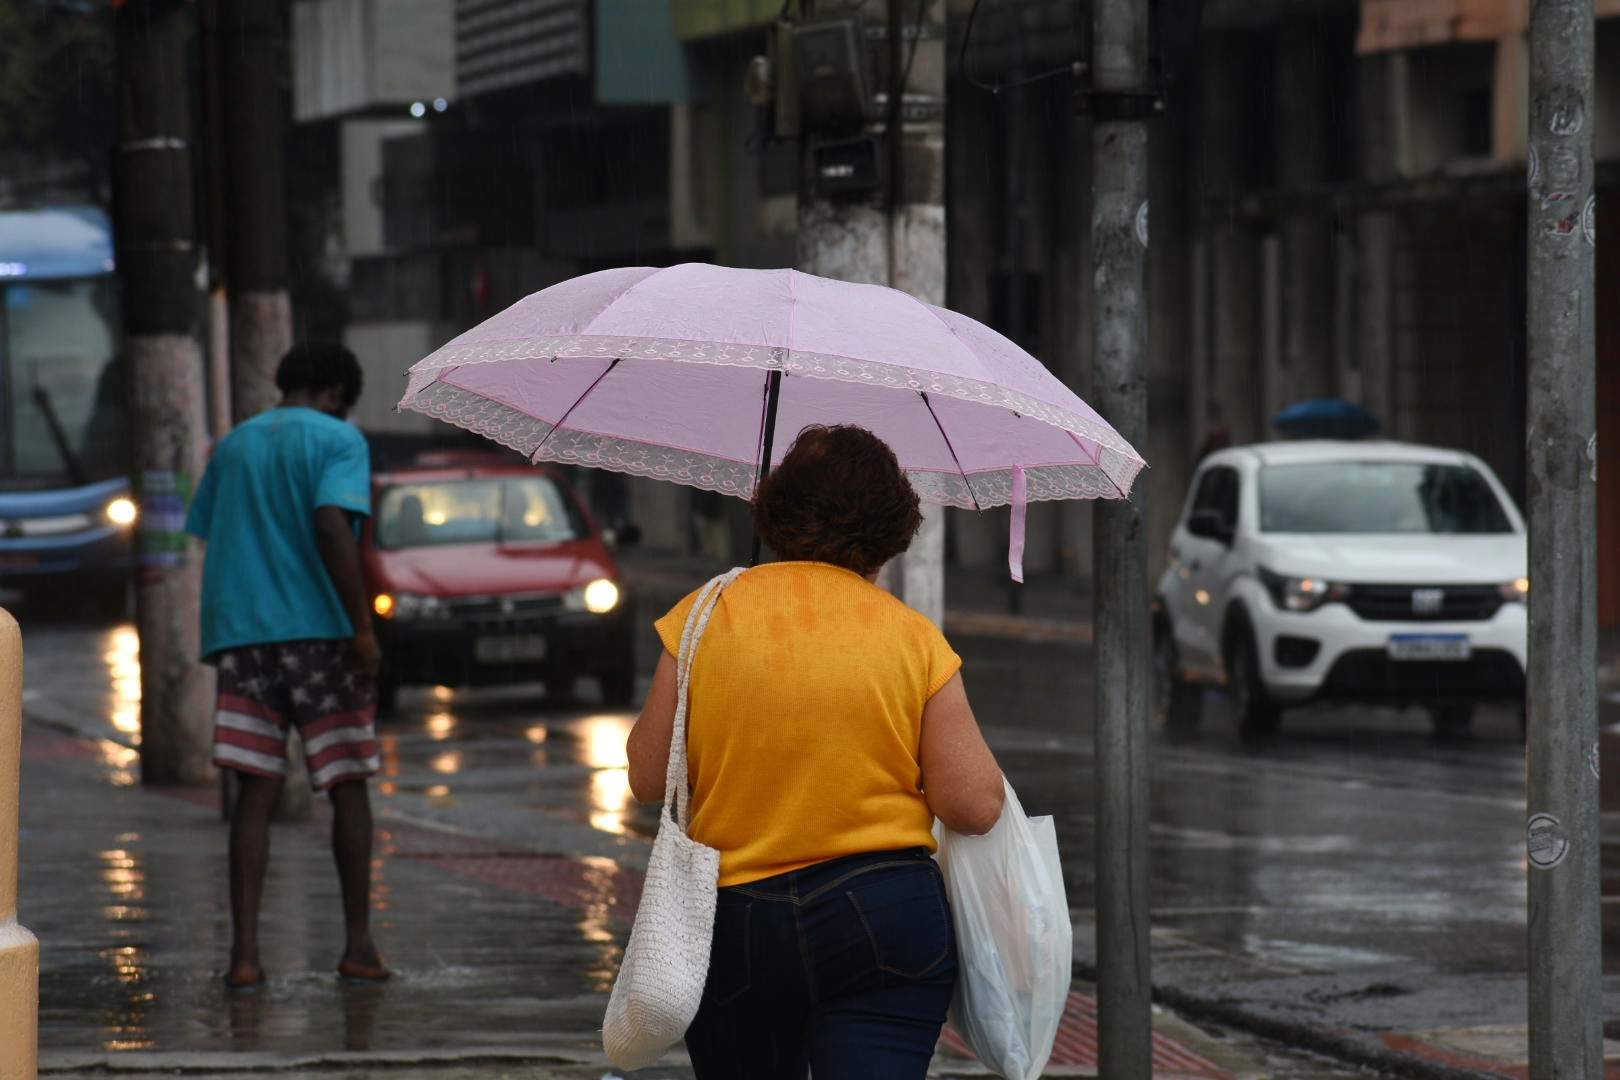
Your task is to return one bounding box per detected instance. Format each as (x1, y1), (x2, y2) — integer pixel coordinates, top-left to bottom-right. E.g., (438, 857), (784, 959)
(685, 848), (957, 1080)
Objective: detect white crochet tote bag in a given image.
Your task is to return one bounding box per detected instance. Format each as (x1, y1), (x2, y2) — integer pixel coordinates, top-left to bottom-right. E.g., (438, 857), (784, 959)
(603, 567), (744, 1070)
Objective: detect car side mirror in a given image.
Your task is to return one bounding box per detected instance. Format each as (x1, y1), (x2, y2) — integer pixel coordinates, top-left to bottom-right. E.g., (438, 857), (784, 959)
(1187, 509), (1234, 545)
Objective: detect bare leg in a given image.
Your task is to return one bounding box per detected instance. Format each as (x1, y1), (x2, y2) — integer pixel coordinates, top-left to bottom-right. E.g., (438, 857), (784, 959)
(328, 779), (389, 980)
(227, 772), (283, 987)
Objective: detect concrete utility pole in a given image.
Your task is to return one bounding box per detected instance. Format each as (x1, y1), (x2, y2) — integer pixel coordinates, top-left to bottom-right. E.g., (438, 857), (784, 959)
(1525, 1), (1602, 1076)
(796, 0), (946, 626)
(1088, 0), (1153, 1076)
(200, 0), (233, 439)
(115, 0), (216, 786)
(224, 0), (294, 423)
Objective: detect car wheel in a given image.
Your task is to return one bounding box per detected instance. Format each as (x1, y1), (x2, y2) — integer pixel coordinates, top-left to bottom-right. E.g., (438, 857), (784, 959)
(1429, 703), (1474, 737)
(1227, 627), (1282, 738)
(1154, 622), (1203, 732)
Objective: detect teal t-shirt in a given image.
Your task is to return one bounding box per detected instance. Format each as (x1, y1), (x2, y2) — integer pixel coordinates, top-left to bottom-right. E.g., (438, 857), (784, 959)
(186, 407), (371, 657)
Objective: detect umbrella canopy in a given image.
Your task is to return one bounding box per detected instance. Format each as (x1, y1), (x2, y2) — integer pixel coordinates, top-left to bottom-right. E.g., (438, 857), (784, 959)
(398, 264), (1146, 577)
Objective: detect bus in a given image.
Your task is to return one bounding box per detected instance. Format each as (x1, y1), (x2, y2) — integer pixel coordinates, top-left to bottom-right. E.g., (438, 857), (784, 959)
(0, 206), (136, 607)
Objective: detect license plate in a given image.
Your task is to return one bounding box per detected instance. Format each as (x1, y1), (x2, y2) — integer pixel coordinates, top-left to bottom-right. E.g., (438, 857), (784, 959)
(0, 552), (37, 568)
(1388, 634), (1471, 661)
(474, 635), (548, 664)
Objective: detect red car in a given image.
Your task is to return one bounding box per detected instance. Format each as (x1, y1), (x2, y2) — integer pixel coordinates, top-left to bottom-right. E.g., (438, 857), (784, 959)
(363, 451), (636, 714)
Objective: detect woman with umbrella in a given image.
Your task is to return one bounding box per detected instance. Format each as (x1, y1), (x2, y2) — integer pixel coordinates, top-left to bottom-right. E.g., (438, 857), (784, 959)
(625, 422), (1004, 1077)
(398, 263), (1144, 1076)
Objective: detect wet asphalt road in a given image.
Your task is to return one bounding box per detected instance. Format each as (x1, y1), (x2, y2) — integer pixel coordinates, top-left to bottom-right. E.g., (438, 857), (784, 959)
(362, 618), (1616, 979)
(369, 620), (1620, 1031)
(16, 607), (1620, 1057)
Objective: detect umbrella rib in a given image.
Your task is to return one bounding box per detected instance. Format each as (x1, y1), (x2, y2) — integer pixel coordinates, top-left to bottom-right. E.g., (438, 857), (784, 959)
(1068, 430), (1130, 501)
(531, 357), (621, 463)
(920, 392), (982, 512)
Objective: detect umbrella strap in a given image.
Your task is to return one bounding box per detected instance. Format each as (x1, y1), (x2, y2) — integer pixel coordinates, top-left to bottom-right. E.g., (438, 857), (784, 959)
(1008, 465), (1027, 584)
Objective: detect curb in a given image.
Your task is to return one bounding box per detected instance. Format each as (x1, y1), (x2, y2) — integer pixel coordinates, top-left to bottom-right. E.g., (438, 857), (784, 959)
(1072, 962), (1514, 1080)
(39, 1046), (604, 1074)
(944, 611), (1091, 644)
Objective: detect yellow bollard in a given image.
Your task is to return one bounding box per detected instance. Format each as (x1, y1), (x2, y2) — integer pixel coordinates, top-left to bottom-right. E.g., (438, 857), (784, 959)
(0, 610), (38, 1079)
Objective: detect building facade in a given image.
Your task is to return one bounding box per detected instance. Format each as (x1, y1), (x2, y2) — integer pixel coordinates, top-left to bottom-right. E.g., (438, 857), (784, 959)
(291, 0), (1620, 621)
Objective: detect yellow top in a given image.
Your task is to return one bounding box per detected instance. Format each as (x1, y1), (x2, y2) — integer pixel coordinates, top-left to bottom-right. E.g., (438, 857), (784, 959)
(655, 562), (963, 887)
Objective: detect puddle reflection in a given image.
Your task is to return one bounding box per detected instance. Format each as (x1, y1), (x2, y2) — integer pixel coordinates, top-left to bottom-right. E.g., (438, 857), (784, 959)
(425, 712), (456, 741)
(99, 741), (138, 787)
(574, 854), (625, 991)
(341, 982), (388, 1050)
(100, 849), (145, 902)
(97, 846), (153, 1050)
(377, 730), (402, 797)
(104, 628), (141, 697)
(580, 714), (633, 836)
(227, 986), (263, 1046)
(103, 626), (141, 741)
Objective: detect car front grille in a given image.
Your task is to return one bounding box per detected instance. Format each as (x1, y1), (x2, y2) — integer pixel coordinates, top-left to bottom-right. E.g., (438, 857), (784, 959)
(441, 594), (565, 624)
(1345, 584), (1503, 623)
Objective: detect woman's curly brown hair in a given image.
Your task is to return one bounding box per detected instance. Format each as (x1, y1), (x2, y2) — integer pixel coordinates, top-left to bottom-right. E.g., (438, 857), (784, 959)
(751, 425), (922, 576)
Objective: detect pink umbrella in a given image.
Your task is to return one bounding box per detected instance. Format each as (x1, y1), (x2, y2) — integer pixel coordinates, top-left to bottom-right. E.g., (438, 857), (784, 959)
(398, 263), (1145, 580)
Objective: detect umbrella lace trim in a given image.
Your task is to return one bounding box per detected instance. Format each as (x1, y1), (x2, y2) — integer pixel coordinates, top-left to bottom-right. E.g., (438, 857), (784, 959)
(404, 382), (1141, 507)
(405, 334), (1141, 464)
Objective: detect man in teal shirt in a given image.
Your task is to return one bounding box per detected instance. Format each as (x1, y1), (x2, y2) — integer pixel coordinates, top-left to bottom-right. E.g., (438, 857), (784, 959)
(186, 342), (387, 989)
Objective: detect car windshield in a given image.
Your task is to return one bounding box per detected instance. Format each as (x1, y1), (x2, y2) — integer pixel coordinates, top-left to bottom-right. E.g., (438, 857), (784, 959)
(375, 476), (585, 549)
(1259, 462), (1515, 534)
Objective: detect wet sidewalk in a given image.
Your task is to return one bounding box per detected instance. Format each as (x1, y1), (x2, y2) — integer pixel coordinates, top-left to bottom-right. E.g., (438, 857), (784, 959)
(16, 620), (1373, 1079)
(20, 721), (1366, 1079)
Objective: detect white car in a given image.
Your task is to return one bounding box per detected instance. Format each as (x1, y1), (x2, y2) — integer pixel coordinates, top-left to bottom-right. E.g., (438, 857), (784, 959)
(1154, 440), (1528, 737)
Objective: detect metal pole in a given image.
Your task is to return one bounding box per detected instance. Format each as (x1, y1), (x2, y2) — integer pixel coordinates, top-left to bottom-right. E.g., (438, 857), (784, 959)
(750, 370), (783, 566)
(1090, 0), (1153, 1075)
(1525, 2), (1602, 1076)
(116, 0), (216, 786)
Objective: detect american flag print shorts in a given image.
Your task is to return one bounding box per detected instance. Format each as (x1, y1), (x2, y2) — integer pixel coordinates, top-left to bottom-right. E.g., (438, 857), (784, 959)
(212, 639), (380, 790)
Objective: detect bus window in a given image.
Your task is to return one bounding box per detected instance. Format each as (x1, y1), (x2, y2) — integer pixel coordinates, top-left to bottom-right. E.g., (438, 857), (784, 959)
(3, 278), (123, 483)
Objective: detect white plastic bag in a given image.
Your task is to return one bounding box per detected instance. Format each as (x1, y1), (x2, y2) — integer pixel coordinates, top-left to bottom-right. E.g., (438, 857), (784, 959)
(933, 778), (1071, 1080)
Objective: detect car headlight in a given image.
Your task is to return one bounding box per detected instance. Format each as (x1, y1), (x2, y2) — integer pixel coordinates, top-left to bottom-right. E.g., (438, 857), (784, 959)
(1258, 567), (1349, 612)
(1499, 577), (1529, 603)
(373, 593), (396, 618)
(105, 496), (138, 527)
(565, 578), (622, 614)
(387, 593), (446, 621)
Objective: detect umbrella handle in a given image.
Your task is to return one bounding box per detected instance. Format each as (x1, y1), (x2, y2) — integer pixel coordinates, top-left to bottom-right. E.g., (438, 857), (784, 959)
(749, 370), (784, 567)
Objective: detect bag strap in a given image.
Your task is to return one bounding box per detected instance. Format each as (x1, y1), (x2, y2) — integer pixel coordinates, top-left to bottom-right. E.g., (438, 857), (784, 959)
(664, 567), (746, 833)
